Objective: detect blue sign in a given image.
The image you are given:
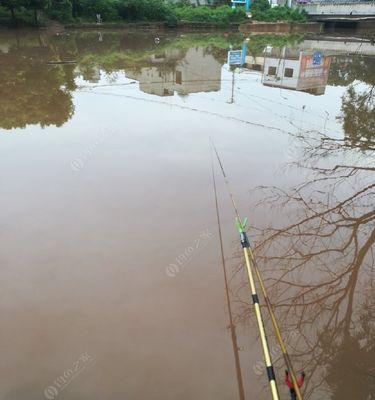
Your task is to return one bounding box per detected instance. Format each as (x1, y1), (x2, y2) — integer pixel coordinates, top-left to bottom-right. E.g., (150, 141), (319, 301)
(231, 0), (250, 11)
(313, 51), (322, 66)
(228, 42), (248, 66)
(228, 50), (243, 66)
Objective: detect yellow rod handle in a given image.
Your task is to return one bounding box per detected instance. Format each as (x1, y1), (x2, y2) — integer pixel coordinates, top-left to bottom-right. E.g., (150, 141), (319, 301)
(243, 248), (280, 400)
(248, 247), (303, 400)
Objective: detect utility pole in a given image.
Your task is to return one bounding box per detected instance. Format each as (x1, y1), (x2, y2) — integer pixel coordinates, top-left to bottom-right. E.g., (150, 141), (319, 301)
(230, 68), (235, 104)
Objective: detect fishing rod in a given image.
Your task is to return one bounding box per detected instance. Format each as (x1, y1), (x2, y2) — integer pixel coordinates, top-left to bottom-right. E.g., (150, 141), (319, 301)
(210, 139), (304, 400)
(211, 151), (246, 400)
(210, 139), (280, 400)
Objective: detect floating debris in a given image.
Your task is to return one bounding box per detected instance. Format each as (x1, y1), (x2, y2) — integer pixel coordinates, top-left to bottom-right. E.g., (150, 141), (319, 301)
(47, 61), (77, 65)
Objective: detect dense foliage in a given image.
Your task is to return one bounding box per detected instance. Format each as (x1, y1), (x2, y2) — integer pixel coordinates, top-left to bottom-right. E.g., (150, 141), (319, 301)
(0, 0), (50, 23)
(251, 0), (307, 22)
(172, 4), (246, 26)
(0, 0), (306, 26)
(0, 0), (243, 24)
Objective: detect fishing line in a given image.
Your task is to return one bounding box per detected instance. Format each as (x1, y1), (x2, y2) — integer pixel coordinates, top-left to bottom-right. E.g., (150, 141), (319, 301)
(80, 89), (292, 134)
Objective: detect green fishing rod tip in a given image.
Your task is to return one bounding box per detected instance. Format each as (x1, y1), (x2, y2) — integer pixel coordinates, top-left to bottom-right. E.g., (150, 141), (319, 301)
(235, 217), (248, 233)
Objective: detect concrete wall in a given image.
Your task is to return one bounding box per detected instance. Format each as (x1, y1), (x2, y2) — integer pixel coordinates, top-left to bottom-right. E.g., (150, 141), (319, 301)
(239, 21), (323, 33)
(300, 2), (375, 16)
(263, 58), (300, 89)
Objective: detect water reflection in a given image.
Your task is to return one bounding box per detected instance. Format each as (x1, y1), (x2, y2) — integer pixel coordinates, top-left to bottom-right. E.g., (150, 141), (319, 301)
(0, 32), (75, 130)
(0, 29), (374, 400)
(125, 47), (222, 97)
(329, 55), (375, 151)
(242, 120), (375, 399)
(237, 42), (332, 95)
(261, 49), (331, 96)
(1, 31), (374, 134)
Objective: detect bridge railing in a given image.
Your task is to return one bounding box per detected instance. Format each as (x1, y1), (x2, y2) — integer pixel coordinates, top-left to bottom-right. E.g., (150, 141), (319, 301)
(295, 0), (375, 15)
(294, 0), (375, 5)
(304, 0), (375, 3)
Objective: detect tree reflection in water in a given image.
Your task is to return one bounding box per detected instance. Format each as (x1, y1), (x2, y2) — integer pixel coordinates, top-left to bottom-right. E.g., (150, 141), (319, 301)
(1, 29), (374, 399)
(0, 32), (75, 130)
(240, 127), (375, 398)
(330, 55), (375, 151)
(0, 31), (239, 130)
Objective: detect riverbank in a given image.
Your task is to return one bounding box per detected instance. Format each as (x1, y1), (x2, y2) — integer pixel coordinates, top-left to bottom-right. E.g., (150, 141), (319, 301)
(1, 17), (321, 35)
(66, 20), (323, 34)
(240, 21), (323, 34)
(0, 1), (308, 31)
(65, 20), (241, 32)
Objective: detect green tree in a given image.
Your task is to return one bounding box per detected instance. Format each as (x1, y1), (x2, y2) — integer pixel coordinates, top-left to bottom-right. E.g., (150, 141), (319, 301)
(251, 0), (270, 12)
(27, 0), (50, 23)
(49, 0), (73, 21)
(79, 0), (119, 20)
(71, 0), (81, 17)
(0, 0), (24, 21)
(117, 0), (170, 21)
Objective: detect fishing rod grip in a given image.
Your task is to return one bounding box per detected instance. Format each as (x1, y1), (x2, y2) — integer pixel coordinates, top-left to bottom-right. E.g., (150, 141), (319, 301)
(240, 231), (250, 248)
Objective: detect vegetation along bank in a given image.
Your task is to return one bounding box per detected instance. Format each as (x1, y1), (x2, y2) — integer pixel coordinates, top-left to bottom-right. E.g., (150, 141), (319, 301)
(0, 0), (308, 28)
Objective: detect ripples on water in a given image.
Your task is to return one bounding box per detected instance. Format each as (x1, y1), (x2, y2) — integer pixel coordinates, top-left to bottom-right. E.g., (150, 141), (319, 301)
(0, 30), (374, 400)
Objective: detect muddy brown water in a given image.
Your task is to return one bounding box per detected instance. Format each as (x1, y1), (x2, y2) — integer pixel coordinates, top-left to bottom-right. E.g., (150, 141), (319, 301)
(0, 30), (374, 400)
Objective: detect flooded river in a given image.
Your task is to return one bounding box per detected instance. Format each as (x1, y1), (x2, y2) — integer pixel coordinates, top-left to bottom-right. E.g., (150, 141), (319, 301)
(0, 29), (374, 400)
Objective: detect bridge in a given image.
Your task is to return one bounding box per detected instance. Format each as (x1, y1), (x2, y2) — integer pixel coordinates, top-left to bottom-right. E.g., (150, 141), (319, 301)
(298, 1), (375, 20)
(300, 36), (375, 55)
